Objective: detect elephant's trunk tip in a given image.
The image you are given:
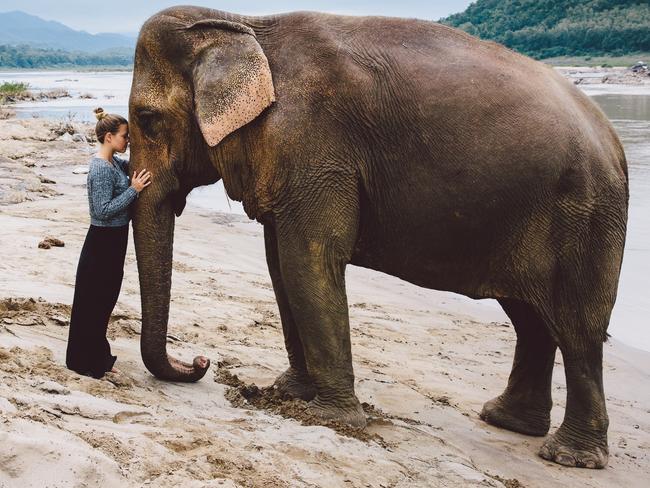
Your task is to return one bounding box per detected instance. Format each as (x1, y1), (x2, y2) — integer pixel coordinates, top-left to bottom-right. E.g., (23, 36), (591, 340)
(174, 354), (210, 382)
(191, 355), (211, 381)
(144, 352), (211, 383)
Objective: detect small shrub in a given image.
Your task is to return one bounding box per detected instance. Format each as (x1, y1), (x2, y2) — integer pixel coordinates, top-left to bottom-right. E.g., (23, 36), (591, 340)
(0, 81), (29, 95)
(0, 81), (31, 103)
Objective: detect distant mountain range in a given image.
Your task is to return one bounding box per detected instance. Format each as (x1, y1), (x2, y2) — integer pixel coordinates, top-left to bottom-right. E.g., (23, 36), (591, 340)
(0, 10), (136, 53)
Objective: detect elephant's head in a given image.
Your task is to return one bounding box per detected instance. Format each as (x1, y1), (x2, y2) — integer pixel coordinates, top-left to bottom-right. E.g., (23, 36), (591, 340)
(128, 7), (275, 382)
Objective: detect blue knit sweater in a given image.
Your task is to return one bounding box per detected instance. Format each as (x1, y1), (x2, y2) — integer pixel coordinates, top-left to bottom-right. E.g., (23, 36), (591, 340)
(87, 155), (137, 227)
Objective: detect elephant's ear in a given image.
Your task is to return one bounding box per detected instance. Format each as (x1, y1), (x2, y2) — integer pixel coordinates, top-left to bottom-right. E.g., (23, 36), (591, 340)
(188, 20), (275, 147)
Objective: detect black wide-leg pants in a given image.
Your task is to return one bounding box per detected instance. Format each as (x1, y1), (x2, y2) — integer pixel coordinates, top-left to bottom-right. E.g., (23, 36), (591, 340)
(66, 224), (128, 378)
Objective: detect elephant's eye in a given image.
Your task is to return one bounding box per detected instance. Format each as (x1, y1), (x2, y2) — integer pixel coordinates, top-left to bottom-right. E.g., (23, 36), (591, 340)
(137, 110), (163, 139)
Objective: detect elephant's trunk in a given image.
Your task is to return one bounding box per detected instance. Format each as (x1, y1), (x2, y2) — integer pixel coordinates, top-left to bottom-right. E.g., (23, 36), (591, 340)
(132, 192), (209, 382)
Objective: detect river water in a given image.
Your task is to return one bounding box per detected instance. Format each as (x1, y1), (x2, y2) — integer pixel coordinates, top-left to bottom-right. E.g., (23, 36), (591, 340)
(2, 70), (648, 351)
(587, 90), (650, 351)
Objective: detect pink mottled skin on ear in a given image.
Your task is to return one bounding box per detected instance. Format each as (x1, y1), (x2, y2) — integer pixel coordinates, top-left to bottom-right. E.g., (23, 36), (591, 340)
(199, 55), (275, 147)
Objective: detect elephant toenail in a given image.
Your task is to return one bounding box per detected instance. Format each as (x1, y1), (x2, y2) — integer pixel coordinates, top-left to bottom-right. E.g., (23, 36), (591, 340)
(557, 454), (575, 466)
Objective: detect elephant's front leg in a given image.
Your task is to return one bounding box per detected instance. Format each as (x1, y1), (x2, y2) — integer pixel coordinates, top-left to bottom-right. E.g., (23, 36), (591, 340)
(276, 233), (365, 426)
(273, 178), (365, 427)
(264, 224), (316, 401)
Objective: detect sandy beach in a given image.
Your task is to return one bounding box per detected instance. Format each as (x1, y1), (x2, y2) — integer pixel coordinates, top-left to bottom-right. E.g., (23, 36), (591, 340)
(0, 108), (649, 486)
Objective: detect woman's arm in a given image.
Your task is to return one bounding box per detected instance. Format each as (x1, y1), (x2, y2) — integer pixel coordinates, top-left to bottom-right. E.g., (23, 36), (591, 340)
(88, 164), (137, 220)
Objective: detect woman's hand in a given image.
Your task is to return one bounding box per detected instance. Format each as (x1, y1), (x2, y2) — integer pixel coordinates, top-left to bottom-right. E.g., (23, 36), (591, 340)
(131, 169), (152, 193)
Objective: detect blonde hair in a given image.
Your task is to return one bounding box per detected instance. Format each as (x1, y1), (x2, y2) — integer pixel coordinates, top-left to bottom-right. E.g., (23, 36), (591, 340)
(93, 107), (127, 143)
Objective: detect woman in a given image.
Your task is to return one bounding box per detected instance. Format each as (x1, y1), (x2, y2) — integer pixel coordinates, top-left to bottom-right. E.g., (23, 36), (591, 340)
(66, 107), (151, 379)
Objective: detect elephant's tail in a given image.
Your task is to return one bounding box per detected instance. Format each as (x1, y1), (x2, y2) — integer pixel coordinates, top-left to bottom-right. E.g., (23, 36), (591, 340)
(610, 124), (629, 195)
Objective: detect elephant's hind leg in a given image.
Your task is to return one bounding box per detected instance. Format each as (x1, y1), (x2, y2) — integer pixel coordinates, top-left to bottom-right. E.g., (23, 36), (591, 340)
(480, 298), (556, 436)
(538, 287), (612, 468)
(264, 224), (316, 401)
(537, 203), (625, 469)
(539, 342), (609, 468)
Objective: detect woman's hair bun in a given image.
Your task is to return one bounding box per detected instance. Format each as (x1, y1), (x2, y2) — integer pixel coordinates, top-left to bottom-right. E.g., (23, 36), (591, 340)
(93, 107), (106, 121)
(93, 108), (127, 143)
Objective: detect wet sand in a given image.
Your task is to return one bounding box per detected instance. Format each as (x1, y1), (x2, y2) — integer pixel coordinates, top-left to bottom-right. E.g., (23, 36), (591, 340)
(1, 117), (649, 487)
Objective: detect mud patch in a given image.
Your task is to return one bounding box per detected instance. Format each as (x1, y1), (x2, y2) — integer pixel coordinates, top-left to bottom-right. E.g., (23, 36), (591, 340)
(0, 296), (70, 327)
(214, 368), (388, 447)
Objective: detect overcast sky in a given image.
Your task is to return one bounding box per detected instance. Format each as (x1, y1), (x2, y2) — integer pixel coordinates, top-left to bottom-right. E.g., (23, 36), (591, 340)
(0, 1), (475, 34)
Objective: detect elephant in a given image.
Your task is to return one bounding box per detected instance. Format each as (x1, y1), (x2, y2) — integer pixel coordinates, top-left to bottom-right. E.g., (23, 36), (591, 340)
(128, 6), (628, 469)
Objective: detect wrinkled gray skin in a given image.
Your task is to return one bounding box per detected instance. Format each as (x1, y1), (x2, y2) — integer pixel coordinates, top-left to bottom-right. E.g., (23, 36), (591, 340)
(129, 6), (628, 469)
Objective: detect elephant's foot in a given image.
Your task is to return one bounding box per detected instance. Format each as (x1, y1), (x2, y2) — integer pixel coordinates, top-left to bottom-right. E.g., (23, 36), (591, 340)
(306, 395), (367, 428)
(273, 367), (317, 401)
(480, 394), (550, 436)
(539, 425), (608, 469)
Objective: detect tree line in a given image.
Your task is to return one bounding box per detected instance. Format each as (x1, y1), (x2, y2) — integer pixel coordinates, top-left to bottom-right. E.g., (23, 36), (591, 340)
(0, 45), (133, 69)
(442, 0), (650, 58)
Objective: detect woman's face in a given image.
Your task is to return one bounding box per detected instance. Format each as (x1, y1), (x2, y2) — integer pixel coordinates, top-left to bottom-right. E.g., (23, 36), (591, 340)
(108, 123), (129, 153)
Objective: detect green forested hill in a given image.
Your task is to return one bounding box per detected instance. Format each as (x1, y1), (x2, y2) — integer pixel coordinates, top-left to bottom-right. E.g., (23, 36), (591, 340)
(442, 0), (650, 58)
